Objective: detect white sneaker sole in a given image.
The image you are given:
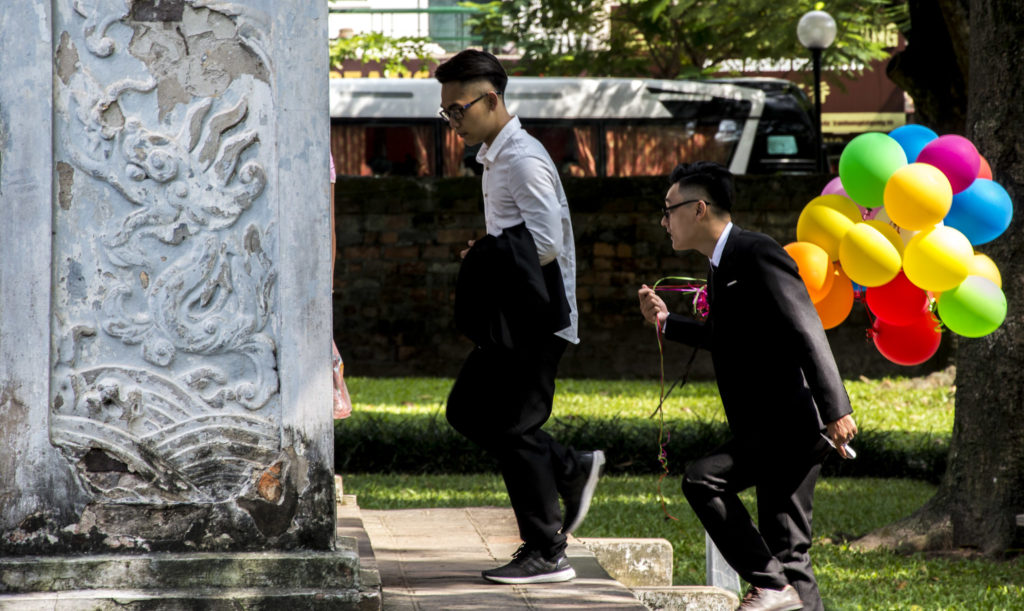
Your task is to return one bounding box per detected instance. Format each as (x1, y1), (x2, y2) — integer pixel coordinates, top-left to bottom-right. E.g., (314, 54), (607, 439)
(563, 450), (605, 535)
(482, 566), (577, 584)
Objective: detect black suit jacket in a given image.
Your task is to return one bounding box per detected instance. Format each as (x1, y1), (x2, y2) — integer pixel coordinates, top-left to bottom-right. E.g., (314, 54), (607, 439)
(454, 222), (571, 353)
(664, 226), (852, 448)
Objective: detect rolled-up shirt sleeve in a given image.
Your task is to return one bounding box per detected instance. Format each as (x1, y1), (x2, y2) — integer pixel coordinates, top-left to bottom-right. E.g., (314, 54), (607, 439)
(508, 152), (561, 265)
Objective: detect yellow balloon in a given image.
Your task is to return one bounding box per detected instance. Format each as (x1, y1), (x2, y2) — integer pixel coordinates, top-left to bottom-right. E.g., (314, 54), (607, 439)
(968, 252), (1002, 288)
(903, 226), (973, 292)
(864, 219), (905, 256)
(873, 207), (940, 248)
(883, 163), (954, 231)
(838, 222), (903, 287)
(796, 194), (862, 261)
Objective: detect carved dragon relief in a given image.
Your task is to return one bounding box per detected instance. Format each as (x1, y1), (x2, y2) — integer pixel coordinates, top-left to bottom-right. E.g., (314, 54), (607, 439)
(51, 0), (284, 504)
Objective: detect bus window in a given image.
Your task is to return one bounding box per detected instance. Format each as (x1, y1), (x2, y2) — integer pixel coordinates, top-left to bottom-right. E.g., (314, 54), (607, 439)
(331, 123), (437, 177)
(521, 124), (599, 177)
(604, 123), (732, 177)
(331, 124), (371, 176)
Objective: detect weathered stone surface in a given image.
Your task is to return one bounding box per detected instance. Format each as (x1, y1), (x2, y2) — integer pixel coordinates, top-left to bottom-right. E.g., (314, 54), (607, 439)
(1, 0), (335, 561)
(0, 550), (360, 593)
(578, 537), (674, 588)
(632, 586), (739, 611)
(0, 590), (380, 611)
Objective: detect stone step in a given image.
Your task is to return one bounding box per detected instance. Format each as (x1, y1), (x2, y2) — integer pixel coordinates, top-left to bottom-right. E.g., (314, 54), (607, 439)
(633, 586), (740, 611)
(336, 484), (382, 602)
(0, 550), (363, 593)
(0, 588), (379, 611)
(0, 479), (382, 610)
(577, 537), (674, 587)
(578, 537), (740, 610)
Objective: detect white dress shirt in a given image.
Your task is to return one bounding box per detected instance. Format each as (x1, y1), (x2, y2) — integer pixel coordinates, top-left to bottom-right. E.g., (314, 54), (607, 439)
(710, 222), (734, 268)
(476, 116), (579, 344)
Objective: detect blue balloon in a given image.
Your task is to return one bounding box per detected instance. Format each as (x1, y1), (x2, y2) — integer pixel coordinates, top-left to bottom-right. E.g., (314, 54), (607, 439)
(944, 178), (1013, 245)
(888, 124), (938, 163)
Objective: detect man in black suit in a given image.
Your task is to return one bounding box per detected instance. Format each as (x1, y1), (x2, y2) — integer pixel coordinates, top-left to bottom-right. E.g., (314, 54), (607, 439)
(638, 162), (858, 611)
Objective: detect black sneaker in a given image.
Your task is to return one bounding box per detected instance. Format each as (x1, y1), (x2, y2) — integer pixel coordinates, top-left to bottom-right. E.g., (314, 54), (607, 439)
(481, 544), (576, 584)
(561, 450), (605, 535)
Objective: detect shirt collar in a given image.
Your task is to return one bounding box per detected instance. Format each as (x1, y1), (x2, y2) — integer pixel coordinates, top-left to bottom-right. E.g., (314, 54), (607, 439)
(710, 222), (734, 268)
(477, 115), (520, 165)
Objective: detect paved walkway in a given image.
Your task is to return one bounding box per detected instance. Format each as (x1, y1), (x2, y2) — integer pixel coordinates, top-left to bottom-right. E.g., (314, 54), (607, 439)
(353, 504), (648, 610)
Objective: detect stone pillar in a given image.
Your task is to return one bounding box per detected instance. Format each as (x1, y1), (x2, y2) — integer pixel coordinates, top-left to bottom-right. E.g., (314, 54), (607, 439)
(2, 0), (340, 579)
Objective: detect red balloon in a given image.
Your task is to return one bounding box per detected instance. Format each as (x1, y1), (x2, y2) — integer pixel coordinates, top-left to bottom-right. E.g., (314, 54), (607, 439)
(872, 312), (942, 366)
(865, 271), (930, 325)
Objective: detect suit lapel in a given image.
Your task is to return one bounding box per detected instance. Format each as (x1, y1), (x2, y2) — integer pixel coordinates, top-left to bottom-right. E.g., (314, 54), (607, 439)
(709, 225), (741, 305)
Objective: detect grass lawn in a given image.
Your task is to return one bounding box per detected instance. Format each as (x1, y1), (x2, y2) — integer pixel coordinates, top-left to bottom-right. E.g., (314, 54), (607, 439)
(339, 373), (1023, 609)
(344, 472), (1024, 610)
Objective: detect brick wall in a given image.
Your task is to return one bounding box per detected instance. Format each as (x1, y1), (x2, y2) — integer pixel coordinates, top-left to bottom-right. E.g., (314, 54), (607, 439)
(332, 175), (953, 379)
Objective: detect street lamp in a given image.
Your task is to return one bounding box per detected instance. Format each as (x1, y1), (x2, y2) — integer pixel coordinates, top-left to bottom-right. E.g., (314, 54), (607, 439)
(798, 10), (837, 173)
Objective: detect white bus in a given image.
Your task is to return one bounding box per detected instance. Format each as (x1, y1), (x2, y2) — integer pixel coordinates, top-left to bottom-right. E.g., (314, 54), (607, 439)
(329, 76), (817, 178)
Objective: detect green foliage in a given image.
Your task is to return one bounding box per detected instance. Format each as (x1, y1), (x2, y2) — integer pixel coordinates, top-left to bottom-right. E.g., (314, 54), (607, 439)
(336, 376), (953, 481)
(345, 473), (1024, 606)
(329, 31), (438, 78)
(468, 0), (908, 79)
(467, 0), (613, 76)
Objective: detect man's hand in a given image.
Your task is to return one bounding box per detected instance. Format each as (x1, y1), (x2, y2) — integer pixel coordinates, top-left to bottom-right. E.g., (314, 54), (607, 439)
(826, 414), (858, 459)
(638, 284), (669, 327)
(459, 239), (475, 259)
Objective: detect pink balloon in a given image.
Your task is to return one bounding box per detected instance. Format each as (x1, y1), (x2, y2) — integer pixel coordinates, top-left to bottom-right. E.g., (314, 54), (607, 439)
(822, 176), (848, 198)
(916, 135), (981, 194)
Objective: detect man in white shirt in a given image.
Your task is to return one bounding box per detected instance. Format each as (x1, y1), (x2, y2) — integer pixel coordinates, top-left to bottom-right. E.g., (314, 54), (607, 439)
(436, 49), (604, 585)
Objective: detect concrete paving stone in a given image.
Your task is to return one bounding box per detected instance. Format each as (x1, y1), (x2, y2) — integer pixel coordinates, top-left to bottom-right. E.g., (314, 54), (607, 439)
(360, 506), (649, 610)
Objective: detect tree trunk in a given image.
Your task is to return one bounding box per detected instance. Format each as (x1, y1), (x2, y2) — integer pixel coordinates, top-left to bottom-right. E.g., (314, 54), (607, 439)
(950, 0), (1024, 556)
(886, 0), (968, 134)
(857, 0), (1024, 557)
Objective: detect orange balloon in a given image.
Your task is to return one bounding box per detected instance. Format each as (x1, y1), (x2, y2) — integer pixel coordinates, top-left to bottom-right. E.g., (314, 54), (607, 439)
(785, 241), (835, 303)
(815, 266), (855, 329)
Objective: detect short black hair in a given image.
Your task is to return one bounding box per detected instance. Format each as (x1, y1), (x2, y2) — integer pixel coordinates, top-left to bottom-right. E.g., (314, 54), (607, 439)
(669, 161), (734, 213)
(434, 49), (508, 94)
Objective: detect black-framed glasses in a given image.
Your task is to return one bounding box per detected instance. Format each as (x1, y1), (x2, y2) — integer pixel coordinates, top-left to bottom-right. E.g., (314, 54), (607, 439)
(439, 91), (500, 124)
(662, 199), (702, 220)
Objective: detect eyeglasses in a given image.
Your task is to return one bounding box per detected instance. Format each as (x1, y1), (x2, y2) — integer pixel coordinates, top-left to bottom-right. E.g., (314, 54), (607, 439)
(439, 91), (500, 124)
(662, 199), (702, 220)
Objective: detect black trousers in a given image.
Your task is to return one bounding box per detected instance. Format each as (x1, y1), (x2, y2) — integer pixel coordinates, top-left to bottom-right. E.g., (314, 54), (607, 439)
(446, 336), (582, 560)
(682, 437), (830, 611)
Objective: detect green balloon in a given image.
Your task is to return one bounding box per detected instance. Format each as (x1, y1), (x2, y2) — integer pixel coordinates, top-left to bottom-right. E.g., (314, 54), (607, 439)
(838, 132), (908, 208)
(937, 276), (1007, 338)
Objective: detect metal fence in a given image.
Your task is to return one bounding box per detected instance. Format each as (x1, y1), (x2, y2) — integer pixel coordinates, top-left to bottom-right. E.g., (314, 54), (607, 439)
(328, 3), (484, 51)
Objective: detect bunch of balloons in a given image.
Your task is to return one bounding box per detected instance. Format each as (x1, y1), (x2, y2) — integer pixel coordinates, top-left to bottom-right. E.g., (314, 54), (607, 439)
(786, 125), (1013, 366)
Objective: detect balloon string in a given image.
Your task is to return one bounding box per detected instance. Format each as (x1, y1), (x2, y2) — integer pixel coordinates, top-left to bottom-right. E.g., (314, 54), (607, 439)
(649, 276), (706, 522)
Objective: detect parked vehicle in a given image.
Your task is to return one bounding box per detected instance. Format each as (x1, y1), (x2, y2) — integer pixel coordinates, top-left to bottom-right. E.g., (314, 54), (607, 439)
(705, 76), (819, 174)
(329, 76), (817, 177)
